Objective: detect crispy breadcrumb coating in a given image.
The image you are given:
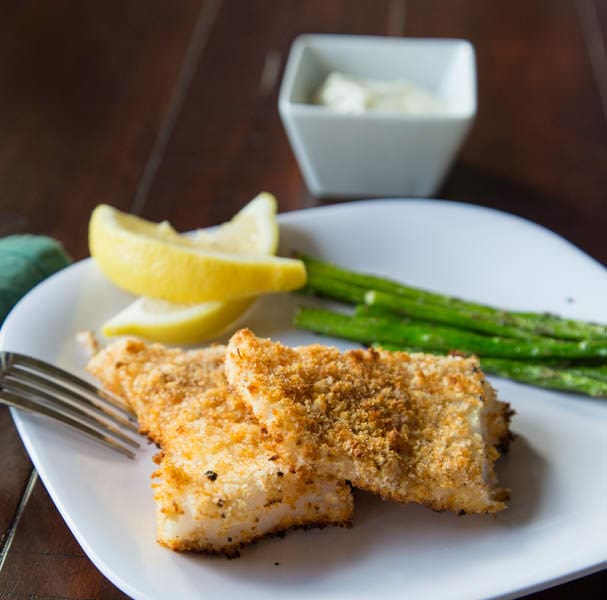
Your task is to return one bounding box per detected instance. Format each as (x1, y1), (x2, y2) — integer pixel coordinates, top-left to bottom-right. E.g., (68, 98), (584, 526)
(87, 338), (225, 445)
(226, 329), (512, 514)
(87, 338), (353, 555)
(153, 386), (352, 556)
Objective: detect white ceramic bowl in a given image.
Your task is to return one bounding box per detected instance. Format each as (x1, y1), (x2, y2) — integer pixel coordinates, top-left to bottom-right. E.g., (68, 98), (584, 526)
(278, 35), (477, 198)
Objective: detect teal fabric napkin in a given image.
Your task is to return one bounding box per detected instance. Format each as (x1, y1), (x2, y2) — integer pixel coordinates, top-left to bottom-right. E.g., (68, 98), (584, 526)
(0, 235), (71, 325)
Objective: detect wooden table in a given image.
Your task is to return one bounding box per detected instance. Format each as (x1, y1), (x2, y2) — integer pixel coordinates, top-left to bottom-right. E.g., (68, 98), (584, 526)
(0, 1), (605, 598)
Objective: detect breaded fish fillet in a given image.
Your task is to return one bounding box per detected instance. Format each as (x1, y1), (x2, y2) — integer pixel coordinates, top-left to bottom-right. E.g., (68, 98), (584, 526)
(87, 338), (353, 555)
(226, 329), (512, 514)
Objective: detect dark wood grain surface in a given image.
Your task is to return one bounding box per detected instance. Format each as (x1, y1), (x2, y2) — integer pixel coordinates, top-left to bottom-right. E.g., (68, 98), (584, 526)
(0, 1), (605, 598)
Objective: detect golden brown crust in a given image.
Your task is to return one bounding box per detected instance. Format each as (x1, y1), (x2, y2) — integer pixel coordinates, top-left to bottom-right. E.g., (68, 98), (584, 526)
(150, 385), (353, 553)
(226, 329), (512, 514)
(87, 338), (226, 445)
(87, 337), (354, 555)
(86, 329), (512, 556)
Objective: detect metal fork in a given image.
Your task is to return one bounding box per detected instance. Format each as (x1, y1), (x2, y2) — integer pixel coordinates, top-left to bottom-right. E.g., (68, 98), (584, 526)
(0, 351), (141, 458)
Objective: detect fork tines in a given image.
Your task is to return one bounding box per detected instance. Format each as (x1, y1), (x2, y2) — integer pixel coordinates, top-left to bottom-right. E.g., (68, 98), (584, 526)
(0, 351), (140, 458)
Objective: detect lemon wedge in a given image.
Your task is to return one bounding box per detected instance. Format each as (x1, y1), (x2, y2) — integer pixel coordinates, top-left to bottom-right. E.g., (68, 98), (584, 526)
(94, 193), (301, 344)
(102, 296), (255, 345)
(89, 197), (306, 303)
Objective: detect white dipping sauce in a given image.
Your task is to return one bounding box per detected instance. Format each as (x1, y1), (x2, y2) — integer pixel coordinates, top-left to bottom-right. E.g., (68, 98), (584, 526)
(314, 72), (445, 115)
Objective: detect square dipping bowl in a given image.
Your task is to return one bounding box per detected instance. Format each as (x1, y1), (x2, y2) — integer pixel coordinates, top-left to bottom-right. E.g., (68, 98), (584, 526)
(278, 35), (477, 198)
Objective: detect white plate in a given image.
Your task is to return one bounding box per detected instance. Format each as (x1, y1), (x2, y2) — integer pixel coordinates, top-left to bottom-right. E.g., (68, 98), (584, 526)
(2, 200), (606, 600)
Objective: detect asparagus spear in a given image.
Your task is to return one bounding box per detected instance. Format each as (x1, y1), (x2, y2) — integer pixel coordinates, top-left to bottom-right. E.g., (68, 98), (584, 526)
(303, 271), (367, 304)
(373, 342), (607, 398)
(299, 255), (607, 341)
(364, 289), (541, 340)
(293, 307), (607, 360)
(358, 305), (607, 384)
(481, 358), (607, 397)
(564, 365), (607, 383)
